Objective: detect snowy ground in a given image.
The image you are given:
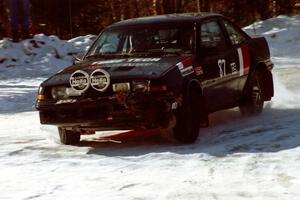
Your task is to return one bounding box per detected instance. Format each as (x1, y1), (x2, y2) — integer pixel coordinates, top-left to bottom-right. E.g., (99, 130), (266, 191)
(0, 15), (300, 200)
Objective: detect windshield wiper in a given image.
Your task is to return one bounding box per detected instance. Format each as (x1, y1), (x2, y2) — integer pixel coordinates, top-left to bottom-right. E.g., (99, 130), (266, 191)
(85, 54), (109, 59)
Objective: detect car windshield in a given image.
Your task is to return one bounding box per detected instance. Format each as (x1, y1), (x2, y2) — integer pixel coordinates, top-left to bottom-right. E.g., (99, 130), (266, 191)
(86, 24), (194, 57)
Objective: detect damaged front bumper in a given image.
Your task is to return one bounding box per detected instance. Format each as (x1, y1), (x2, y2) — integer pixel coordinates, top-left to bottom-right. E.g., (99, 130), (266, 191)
(36, 92), (180, 131)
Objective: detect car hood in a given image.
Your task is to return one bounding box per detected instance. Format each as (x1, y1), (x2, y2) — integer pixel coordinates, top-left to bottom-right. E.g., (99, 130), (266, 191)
(43, 56), (193, 86)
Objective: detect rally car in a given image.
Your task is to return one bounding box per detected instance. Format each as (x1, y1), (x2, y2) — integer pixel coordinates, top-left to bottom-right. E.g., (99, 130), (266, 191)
(35, 13), (274, 145)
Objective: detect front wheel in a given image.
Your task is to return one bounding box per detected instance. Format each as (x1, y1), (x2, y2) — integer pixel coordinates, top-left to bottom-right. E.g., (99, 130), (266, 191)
(172, 89), (202, 143)
(239, 72), (264, 116)
(58, 127), (81, 145)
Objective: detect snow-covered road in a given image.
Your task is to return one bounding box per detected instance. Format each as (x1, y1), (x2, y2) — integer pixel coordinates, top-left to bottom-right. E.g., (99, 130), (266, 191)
(0, 15), (300, 200)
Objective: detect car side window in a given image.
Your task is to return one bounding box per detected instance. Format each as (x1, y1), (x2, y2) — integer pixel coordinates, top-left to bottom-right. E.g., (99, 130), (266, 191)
(200, 21), (226, 49)
(223, 20), (246, 45)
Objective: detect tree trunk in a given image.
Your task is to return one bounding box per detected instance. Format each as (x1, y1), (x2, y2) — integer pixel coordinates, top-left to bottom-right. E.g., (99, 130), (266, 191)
(196, 0), (201, 13)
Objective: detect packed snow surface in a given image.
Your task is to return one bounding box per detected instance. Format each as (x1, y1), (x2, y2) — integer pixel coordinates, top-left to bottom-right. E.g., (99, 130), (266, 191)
(0, 15), (300, 200)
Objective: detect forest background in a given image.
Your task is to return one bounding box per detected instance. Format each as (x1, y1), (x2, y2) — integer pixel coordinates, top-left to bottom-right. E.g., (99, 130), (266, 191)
(0, 0), (299, 39)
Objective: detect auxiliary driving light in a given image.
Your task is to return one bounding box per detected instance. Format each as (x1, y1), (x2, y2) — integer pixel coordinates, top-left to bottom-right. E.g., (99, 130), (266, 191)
(132, 80), (150, 92)
(112, 82), (130, 92)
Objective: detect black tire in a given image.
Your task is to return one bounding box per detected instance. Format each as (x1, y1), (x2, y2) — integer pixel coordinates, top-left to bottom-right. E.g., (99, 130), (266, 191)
(239, 71), (264, 116)
(172, 88), (202, 143)
(58, 127), (81, 145)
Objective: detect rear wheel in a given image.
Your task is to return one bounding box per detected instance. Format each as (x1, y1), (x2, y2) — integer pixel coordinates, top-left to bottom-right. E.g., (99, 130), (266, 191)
(239, 71), (264, 116)
(58, 127), (81, 145)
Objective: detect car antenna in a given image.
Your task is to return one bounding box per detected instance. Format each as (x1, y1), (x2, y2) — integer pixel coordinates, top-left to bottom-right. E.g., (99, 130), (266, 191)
(251, 10), (257, 36)
(253, 21), (257, 36)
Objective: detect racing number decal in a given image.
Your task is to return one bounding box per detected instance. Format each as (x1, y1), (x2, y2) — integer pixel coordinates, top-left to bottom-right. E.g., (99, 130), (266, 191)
(217, 46), (250, 78)
(237, 46), (250, 76)
(218, 59), (226, 77)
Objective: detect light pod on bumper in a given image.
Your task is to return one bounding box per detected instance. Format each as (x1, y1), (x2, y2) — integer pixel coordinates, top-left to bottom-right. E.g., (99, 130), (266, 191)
(90, 69), (110, 92)
(112, 83), (130, 92)
(132, 80), (150, 92)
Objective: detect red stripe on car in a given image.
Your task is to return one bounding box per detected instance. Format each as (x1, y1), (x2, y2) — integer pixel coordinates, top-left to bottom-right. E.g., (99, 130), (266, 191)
(241, 46), (250, 74)
(181, 57), (193, 68)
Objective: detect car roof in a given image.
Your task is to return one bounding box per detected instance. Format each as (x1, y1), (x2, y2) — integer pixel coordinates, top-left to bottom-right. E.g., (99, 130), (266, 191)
(108, 13), (223, 28)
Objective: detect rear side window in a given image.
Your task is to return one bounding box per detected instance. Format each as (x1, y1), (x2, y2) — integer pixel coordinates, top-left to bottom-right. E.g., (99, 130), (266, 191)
(223, 20), (247, 45)
(200, 21), (226, 49)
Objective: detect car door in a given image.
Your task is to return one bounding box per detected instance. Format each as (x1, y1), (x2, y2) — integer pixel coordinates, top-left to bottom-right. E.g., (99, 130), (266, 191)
(195, 19), (240, 113)
(221, 19), (252, 93)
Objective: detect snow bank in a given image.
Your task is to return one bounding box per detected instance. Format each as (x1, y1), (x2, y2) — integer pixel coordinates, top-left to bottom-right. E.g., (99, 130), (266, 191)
(0, 34), (95, 79)
(0, 34), (95, 113)
(244, 15), (300, 68)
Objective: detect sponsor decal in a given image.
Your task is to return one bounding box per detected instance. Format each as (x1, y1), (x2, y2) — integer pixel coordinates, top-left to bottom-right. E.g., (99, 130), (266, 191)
(56, 99), (77, 104)
(181, 66), (194, 76)
(111, 63), (152, 67)
(127, 58), (161, 62)
(237, 46), (250, 76)
(70, 70), (90, 92)
(90, 69), (110, 92)
(91, 58), (161, 66)
(194, 66), (204, 76)
(92, 59), (126, 65)
(218, 59), (226, 77)
(176, 58), (194, 77)
(230, 62), (238, 73)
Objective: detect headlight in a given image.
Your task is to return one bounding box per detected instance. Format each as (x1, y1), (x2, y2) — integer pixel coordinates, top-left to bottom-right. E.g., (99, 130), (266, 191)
(66, 87), (82, 97)
(51, 86), (68, 100)
(132, 80), (150, 92)
(51, 87), (82, 100)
